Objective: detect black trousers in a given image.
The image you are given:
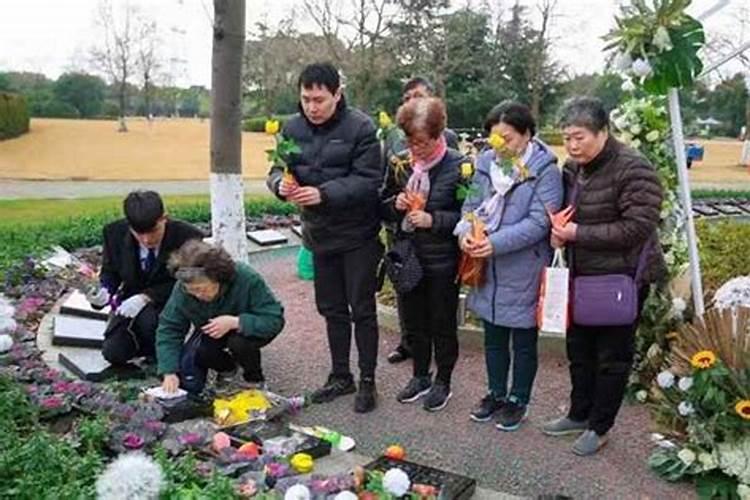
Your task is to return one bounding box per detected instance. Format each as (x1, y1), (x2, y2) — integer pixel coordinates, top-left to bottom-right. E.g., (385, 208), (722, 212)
(385, 229), (413, 355)
(313, 239), (383, 380)
(566, 288), (648, 435)
(101, 303), (159, 365)
(400, 273), (459, 385)
(194, 332), (272, 382)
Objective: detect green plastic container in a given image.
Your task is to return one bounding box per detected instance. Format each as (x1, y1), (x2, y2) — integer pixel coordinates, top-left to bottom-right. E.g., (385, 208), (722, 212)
(296, 247), (315, 281)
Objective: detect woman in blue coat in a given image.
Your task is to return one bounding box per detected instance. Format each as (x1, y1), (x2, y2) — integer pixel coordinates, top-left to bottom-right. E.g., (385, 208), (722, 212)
(458, 101), (563, 431)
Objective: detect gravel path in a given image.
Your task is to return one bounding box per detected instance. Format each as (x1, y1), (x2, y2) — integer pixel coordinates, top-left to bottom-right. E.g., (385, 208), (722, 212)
(250, 251), (695, 499)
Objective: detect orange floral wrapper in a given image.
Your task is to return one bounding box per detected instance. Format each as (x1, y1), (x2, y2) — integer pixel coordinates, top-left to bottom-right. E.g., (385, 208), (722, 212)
(457, 216), (487, 287)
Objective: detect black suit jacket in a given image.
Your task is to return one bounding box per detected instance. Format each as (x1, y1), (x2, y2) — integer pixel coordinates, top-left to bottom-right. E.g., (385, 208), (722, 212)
(100, 218), (205, 309)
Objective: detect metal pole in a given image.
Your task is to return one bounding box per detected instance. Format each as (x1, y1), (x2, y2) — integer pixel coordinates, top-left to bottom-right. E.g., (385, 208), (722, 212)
(667, 88), (705, 316)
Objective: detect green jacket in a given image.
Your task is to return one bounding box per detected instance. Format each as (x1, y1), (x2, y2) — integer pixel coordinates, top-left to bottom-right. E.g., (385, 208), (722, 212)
(156, 263), (285, 375)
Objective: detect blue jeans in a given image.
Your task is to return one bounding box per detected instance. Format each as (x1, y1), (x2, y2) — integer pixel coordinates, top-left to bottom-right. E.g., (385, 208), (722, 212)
(483, 322), (538, 405)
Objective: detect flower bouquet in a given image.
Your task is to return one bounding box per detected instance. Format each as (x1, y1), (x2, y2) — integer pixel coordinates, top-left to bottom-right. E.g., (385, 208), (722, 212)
(647, 307), (750, 498)
(265, 119), (301, 189)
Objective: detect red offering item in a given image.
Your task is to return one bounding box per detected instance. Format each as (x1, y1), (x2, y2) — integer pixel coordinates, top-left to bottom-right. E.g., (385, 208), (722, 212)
(457, 216), (487, 287)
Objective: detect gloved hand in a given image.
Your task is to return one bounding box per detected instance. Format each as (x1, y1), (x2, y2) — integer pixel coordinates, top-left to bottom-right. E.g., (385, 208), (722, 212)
(85, 286), (110, 309)
(116, 294), (149, 318)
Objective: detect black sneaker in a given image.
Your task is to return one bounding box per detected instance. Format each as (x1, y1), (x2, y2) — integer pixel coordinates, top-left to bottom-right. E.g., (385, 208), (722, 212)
(470, 393), (506, 422)
(387, 346), (411, 364)
(310, 374), (356, 404)
(396, 376), (432, 403)
(422, 381), (452, 412)
(496, 400), (529, 431)
(354, 378), (377, 413)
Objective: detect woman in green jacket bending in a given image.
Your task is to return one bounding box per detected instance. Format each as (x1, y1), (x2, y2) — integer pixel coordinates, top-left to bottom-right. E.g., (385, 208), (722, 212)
(157, 240), (285, 393)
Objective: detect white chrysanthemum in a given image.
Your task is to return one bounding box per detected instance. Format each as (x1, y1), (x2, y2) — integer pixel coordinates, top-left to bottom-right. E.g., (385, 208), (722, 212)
(0, 334), (12, 353)
(653, 26), (673, 52)
(670, 297), (687, 319)
(738, 484), (750, 500)
(713, 276), (750, 309)
(0, 316), (17, 335)
(632, 58), (653, 78)
(678, 448), (696, 466)
(636, 390), (648, 403)
(678, 401), (694, 416)
(285, 484), (311, 500)
(621, 79), (636, 92)
(334, 492), (358, 500)
(698, 452), (718, 471)
(646, 130), (660, 142)
(96, 453), (163, 500)
(383, 468), (411, 497)
(677, 377), (693, 392)
(614, 52), (633, 71)
(717, 438), (750, 484)
(657, 370), (675, 389)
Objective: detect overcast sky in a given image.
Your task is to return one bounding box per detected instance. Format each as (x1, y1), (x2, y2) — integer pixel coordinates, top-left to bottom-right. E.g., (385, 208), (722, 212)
(0, 0), (745, 88)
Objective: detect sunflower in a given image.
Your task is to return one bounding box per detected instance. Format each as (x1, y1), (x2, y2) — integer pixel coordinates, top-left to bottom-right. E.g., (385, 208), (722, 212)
(735, 400), (750, 420)
(690, 350), (717, 369)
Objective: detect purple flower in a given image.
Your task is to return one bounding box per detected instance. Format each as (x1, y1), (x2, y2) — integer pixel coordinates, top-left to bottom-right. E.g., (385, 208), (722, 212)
(144, 420), (166, 434)
(266, 462), (291, 478)
(122, 432), (145, 449)
(177, 432), (203, 446)
(52, 381), (72, 393)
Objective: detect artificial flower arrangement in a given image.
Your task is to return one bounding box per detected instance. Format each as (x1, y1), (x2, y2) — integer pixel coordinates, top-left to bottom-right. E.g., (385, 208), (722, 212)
(603, 0), (706, 95)
(265, 119), (301, 189)
(647, 307), (750, 499)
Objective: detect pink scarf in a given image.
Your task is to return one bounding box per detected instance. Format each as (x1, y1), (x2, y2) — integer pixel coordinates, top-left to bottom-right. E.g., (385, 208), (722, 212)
(404, 135), (448, 199)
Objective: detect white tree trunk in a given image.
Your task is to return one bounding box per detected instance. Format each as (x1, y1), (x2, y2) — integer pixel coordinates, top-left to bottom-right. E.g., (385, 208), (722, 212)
(210, 173), (247, 262)
(210, 0), (247, 262)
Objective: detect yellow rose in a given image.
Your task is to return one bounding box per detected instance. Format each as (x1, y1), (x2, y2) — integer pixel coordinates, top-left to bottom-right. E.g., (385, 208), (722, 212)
(460, 162), (474, 178)
(379, 111), (393, 129)
(264, 119), (280, 135)
(488, 133), (505, 150)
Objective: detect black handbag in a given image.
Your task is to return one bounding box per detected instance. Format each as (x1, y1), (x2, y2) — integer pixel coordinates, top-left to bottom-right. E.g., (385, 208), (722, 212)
(383, 238), (423, 294)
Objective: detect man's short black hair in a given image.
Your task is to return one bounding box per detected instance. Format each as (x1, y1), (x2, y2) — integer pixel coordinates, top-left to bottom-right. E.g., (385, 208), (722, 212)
(123, 190), (165, 233)
(403, 76), (435, 95)
(484, 100), (537, 137)
(298, 62), (341, 94)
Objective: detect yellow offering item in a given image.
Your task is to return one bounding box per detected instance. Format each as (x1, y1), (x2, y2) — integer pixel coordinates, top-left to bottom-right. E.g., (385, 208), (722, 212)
(290, 453), (314, 473)
(213, 390), (271, 426)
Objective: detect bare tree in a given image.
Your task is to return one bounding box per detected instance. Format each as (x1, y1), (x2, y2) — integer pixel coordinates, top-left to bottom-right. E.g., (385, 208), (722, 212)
(137, 18), (160, 120)
(527, 0), (559, 119)
(90, 0), (139, 132)
(210, 0), (248, 261)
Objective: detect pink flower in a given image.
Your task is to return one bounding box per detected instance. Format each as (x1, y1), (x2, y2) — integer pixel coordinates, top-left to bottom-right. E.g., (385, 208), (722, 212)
(52, 381), (72, 393)
(44, 369), (61, 381)
(144, 420), (165, 433)
(122, 432), (145, 449)
(40, 396), (63, 409)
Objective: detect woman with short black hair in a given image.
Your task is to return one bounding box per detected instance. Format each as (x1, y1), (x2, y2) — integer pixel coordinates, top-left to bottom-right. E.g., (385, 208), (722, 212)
(156, 240), (285, 393)
(460, 100), (563, 431)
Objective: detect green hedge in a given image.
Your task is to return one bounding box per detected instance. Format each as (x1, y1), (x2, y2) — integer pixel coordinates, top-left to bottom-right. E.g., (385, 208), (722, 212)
(696, 220), (750, 298)
(0, 92), (30, 140)
(0, 198), (296, 283)
(242, 114), (295, 133)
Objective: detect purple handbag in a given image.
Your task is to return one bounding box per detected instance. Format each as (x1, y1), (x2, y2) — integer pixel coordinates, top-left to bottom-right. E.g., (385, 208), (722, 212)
(568, 175), (650, 327)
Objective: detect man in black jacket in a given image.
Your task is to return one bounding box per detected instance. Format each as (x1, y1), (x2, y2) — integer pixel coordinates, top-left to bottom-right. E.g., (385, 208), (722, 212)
(87, 191), (204, 366)
(267, 62), (383, 413)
